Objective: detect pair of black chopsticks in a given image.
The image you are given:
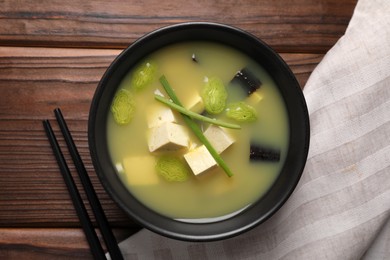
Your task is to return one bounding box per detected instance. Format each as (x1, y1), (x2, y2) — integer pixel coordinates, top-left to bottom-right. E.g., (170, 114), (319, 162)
(43, 108), (123, 260)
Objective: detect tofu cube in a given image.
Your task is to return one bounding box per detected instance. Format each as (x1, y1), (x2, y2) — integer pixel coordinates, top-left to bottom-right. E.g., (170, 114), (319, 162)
(203, 125), (235, 154)
(147, 102), (177, 128)
(184, 145), (217, 176)
(148, 122), (189, 152)
(121, 156), (159, 186)
(186, 95), (204, 114)
(247, 91), (263, 105)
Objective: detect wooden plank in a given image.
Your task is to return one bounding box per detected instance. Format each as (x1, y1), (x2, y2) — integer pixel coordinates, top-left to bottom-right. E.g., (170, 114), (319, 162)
(0, 0), (357, 52)
(0, 228), (137, 259)
(0, 119), (134, 227)
(0, 46), (322, 227)
(0, 47), (132, 227)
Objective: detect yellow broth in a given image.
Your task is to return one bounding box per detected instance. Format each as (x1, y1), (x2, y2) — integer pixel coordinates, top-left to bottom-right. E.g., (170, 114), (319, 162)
(107, 42), (289, 221)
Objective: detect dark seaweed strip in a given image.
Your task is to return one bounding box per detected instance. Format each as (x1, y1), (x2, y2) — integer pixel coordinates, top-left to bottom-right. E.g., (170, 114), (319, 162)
(231, 67), (262, 95)
(250, 144), (280, 162)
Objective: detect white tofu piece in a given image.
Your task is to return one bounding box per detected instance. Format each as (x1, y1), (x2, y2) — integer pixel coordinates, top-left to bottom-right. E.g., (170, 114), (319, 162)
(184, 145), (217, 176)
(148, 122), (189, 152)
(203, 125), (235, 154)
(147, 102), (177, 128)
(121, 156), (159, 186)
(186, 95), (204, 114)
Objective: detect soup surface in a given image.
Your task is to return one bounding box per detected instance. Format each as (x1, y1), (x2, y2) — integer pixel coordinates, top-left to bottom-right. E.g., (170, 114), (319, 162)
(107, 41), (289, 221)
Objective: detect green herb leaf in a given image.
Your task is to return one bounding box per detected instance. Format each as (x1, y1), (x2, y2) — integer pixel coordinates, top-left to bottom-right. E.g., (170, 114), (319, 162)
(226, 101), (257, 122)
(111, 89), (136, 125)
(131, 61), (157, 91)
(201, 77), (227, 114)
(156, 155), (190, 182)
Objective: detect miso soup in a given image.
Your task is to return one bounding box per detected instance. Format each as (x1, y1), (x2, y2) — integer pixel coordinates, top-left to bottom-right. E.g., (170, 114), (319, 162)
(107, 41), (289, 221)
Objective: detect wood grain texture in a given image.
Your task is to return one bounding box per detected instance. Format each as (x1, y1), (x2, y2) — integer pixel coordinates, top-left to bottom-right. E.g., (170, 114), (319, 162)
(0, 0), (357, 52)
(0, 47), (132, 227)
(0, 228), (136, 259)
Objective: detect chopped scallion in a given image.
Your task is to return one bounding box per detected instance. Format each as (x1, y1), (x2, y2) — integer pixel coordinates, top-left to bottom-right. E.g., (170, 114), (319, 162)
(154, 95), (241, 130)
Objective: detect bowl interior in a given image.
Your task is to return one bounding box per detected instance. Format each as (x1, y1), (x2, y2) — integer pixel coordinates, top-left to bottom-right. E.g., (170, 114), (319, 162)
(88, 22), (310, 241)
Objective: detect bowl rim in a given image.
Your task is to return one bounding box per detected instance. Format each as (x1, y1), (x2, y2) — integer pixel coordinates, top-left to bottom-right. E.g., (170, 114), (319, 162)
(88, 21), (310, 241)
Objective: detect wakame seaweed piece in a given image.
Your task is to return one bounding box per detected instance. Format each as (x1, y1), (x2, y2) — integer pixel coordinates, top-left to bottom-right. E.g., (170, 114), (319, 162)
(249, 144), (280, 162)
(231, 67), (262, 95)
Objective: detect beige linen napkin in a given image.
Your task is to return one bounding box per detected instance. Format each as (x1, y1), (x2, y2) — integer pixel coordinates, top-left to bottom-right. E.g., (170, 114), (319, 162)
(109, 0), (390, 258)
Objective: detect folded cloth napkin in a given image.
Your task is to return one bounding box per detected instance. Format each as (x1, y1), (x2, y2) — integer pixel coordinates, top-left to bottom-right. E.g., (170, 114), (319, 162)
(109, 0), (390, 258)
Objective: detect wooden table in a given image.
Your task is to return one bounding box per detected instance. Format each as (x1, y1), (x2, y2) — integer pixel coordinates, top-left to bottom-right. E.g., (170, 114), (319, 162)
(0, 0), (357, 258)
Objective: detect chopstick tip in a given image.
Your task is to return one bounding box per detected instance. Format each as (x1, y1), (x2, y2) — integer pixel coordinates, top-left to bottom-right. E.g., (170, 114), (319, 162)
(42, 119), (50, 126)
(54, 107), (62, 115)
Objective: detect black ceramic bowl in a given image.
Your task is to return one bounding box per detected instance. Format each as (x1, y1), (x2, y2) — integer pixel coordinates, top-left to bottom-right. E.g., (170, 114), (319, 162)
(89, 22), (310, 241)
